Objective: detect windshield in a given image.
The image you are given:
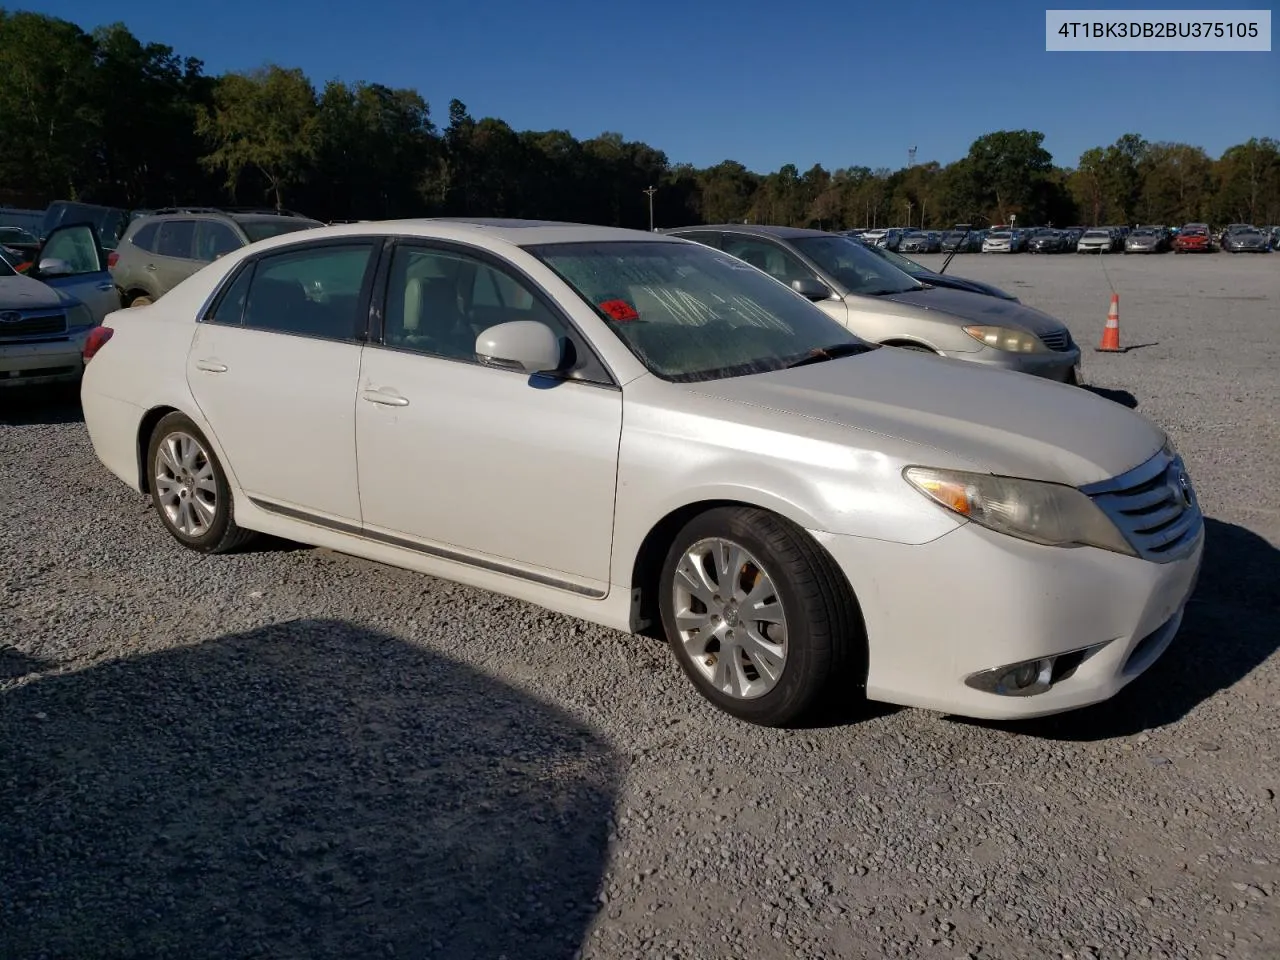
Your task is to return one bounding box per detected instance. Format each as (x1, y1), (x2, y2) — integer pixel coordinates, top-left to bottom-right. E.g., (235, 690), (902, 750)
(789, 235), (921, 296)
(529, 240), (870, 382)
(1083, 230), (1110, 238)
(238, 218), (324, 243)
(0, 251), (15, 276)
(858, 241), (926, 277)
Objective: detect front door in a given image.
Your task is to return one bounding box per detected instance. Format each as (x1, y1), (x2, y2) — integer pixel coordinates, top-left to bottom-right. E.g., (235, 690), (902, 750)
(35, 224), (121, 323)
(185, 240), (377, 523)
(355, 241), (622, 593)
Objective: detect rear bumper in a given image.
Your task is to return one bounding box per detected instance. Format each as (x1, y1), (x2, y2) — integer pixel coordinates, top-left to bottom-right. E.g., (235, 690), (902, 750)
(0, 333), (90, 386)
(816, 519), (1204, 720)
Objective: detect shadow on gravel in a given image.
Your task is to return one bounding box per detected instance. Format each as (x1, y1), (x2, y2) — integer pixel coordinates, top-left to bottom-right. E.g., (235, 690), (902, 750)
(966, 517), (1280, 742)
(0, 619), (619, 960)
(0, 645), (49, 679)
(0, 383), (85, 426)
(1081, 385), (1138, 409)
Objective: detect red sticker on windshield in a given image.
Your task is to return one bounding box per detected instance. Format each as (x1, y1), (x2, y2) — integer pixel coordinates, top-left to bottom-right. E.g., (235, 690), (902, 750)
(598, 299), (640, 322)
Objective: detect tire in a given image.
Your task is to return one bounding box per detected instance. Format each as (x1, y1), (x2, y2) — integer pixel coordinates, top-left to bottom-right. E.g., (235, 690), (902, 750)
(129, 295), (154, 308)
(146, 411), (256, 554)
(891, 343), (937, 354)
(658, 506), (861, 727)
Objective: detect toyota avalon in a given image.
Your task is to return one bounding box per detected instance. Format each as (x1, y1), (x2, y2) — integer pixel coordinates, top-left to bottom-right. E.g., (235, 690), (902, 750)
(80, 219), (1203, 727)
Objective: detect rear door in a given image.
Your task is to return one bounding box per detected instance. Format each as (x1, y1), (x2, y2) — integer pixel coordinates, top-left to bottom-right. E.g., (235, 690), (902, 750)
(186, 239), (378, 523)
(152, 219), (202, 294)
(34, 223), (120, 322)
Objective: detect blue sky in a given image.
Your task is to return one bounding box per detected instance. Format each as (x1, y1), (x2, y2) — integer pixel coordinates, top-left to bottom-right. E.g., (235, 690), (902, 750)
(31, 0), (1278, 173)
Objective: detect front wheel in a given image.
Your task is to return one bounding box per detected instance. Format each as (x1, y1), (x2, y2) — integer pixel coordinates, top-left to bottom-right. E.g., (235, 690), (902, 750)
(146, 412), (257, 553)
(659, 507), (861, 727)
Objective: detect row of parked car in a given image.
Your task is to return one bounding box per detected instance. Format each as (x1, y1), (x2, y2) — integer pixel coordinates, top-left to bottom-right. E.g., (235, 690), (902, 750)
(0, 202), (325, 388)
(852, 223), (1280, 255)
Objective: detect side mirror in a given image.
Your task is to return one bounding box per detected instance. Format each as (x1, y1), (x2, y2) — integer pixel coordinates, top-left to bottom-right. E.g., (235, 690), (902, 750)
(36, 257), (73, 278)
(475, 320), (562, 374)
(791, 277), (833, 301)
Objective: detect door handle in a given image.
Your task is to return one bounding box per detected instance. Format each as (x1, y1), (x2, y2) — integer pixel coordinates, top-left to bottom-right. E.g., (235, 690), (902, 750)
(361, 388), (409, 407)
(145, 264), (157, 272)
(194, 359), (228, 373)
(95, 282), (115, 291)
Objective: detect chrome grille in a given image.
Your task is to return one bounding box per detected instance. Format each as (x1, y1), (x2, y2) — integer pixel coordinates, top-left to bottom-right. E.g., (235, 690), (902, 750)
(1083, 449), (1203, 562)
(1040, 329), (1073, 352)
(0, 311), (67, 338)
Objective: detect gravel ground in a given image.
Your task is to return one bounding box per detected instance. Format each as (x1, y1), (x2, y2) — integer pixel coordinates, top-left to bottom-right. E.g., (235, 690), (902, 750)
(2, 253), (1277, 960)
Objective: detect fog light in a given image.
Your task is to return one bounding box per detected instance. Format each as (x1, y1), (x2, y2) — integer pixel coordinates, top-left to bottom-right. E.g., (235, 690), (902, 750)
(965, 656), (1056, 697)
(964, 642), (1112, 698)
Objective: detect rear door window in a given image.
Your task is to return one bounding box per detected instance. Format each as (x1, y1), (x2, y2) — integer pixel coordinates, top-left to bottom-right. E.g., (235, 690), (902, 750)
(155, 220), (196, 260)
(241, 243), (375, 341)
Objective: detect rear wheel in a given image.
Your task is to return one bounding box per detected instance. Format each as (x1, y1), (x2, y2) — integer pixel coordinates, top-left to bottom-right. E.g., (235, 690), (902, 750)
(146, 412), (256, 554)
(659, 506), (861, 727)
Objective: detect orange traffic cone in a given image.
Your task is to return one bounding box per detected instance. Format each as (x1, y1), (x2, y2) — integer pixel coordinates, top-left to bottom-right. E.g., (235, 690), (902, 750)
(1096, 293), (1122, 352)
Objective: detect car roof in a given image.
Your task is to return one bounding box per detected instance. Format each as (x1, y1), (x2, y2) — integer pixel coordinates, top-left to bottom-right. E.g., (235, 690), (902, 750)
(224, 218), (679, 252)
(665, 223), (833, 240)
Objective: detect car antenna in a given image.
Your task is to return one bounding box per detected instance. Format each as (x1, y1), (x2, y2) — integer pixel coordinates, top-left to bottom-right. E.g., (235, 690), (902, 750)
(939, 222), (971, 275)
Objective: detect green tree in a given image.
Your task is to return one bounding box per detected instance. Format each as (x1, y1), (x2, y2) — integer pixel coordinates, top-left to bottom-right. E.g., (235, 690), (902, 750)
(0, 11), (98, 201)
(197, 65), (319, 211)
(964, 130), (1055, 224)
(1212, 137), (1280, 224)
(91, 22), (212, 206)
(1138, 143), (1213, 224)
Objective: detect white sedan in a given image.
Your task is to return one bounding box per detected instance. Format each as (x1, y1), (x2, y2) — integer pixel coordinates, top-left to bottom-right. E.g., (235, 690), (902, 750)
(80, 219), (1204, 727)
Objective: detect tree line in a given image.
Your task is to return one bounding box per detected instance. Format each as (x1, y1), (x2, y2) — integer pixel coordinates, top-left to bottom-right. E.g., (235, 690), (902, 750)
(2, 10), (1278, 230)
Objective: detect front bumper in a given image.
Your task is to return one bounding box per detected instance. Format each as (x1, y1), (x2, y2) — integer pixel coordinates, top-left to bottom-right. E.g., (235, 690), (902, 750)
(816, 517), (1204, 720)
(0, 331), (90, 386)
(948, 343), (1081, 383)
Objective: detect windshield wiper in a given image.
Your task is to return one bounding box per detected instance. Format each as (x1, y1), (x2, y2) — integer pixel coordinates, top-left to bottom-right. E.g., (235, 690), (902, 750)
(783, 342), (873, 369)
(862, 287), (913, 296)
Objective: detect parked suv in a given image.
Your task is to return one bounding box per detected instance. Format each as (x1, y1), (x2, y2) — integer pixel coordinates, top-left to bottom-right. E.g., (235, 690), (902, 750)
(110, 207), (323, 305)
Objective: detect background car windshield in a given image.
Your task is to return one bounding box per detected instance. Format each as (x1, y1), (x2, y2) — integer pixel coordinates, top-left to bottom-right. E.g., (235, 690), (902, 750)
(238, 219), (324, 243)
(789, 235), (921, 295)
(0, 253), (15, 276)
(530, 240), (866, 382)
(863, 243), (925, 275)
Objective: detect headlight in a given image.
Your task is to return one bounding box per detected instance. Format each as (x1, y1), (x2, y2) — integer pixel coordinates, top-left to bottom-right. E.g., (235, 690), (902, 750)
(67, 302), (95, 329)
(903, 466), (1136, 556)
(962, 325), (1048, 353)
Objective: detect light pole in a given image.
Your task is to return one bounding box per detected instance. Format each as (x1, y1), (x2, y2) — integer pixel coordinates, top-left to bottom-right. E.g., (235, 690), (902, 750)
(643, 185), (657, 231)
(905, 200), (913, 229)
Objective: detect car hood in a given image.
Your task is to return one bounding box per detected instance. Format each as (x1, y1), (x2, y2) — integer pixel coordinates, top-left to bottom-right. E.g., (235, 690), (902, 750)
(686, 348), (1164, 486)
(912, 271), (1018, 301)
(0, 273), (71, 311)
(877, 285), (1063, 335)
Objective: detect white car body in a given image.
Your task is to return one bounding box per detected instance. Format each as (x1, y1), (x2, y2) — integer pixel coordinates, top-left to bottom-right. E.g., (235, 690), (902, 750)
(1077, 230), (1116, 253)
(981, 232), (1012, 253)
(80, 219), (1204, 723)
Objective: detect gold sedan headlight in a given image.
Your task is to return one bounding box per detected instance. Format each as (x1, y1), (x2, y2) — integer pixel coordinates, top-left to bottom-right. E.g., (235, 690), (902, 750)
(962, 325), (1048, 353)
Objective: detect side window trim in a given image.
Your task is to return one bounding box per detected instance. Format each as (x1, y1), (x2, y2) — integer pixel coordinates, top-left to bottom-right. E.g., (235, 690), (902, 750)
(370, 237), (619, 388)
